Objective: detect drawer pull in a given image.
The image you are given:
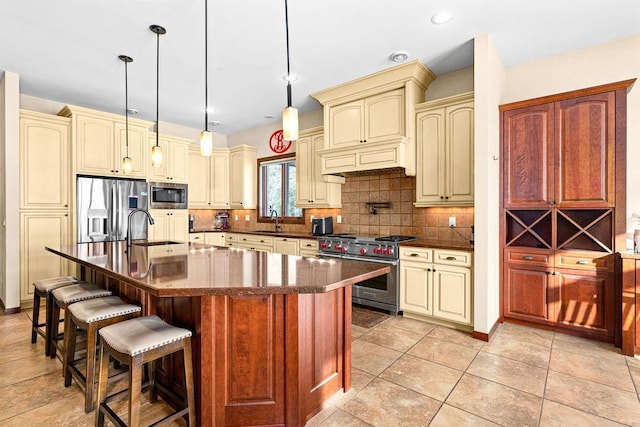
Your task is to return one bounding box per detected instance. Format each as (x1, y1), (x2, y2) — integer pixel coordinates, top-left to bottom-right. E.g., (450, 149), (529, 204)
(445, 256), (456, 261)
(410, 253), (420, 257)
(576, 260), (589, 265)
(523, 256), (534, 260)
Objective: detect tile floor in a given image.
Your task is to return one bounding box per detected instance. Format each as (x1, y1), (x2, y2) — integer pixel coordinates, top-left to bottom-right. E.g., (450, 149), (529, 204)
(1, 308), (640, 426)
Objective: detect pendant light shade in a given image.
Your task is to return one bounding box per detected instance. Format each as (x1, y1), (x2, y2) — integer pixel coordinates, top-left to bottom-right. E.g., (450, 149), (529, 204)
(150, 24), (166, 168)
(282, 0), (298, 141)
(119, 54), (134, 174)
(200, 0), (213, 157)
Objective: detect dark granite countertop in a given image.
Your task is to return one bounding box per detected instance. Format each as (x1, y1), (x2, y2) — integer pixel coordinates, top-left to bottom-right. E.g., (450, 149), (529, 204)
(46, 241), (388, 297)
(400, 240), (474, 252)
(190, 228), (320, 240)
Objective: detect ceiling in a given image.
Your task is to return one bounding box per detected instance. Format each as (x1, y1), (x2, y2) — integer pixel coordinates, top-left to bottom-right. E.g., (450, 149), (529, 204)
(2, 0), (639, 135)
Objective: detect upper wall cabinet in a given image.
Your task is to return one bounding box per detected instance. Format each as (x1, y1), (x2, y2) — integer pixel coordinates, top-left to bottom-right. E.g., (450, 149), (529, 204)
(229, 145), (257, 209)
(188, 147), (230, 209)
(19, 110), (71, 210)
(58, 105), (151, 179)
(312, 60), (435, 176)
(147, 133), (191, 184)
(414, 92), (474, 207)
(295, 126), (344, 208)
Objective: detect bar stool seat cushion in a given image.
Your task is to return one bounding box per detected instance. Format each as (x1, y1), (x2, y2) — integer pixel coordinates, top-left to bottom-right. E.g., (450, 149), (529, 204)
(34, 276), (78, 293)
(99, 315), (192, 356)
(52, 282), (112, 305)
(67, 296), (141, 323)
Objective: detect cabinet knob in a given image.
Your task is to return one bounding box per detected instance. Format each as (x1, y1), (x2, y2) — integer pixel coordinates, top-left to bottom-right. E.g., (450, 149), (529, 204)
(523, 256), (534, 260)
(260, 240), (265, 243)
(64, 204), (68, 207)
(440, 196), (444, 199)
(432, 268), (436, 272)
(427, 268), (431, 272)
(445, 196), (449, 200)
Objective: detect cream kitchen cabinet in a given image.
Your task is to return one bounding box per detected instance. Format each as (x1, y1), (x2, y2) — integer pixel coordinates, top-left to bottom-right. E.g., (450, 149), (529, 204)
(148, 209), (189, 243)
(226, 233), (273, 252)
(59, 105), (151, 179)
(188, 147), (230, 209)
(299, 239), (319, 258)
(19, 211), (71, 303)
(147, 133), (190, 183)
(204, 232), (225, 247)
(400, 246), (473, 328)
(189, 232), (205, 243)
(19, 111), (70, 210)
(229, 145), (257, 209)
(273, 237), (299, 255)
(295, 127), (344, 208)
(311, 60), (435, 176)
(415, 92), (474, 207)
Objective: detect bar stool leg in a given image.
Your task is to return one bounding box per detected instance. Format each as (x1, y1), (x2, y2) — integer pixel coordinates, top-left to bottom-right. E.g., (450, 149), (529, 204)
(95, 342), (109, 427)
(183, 338), (196, 427)
(128, 356), (143, 427)
(62, 313), (77, 382)
(30, 291), (41, 344)
(50, 300), (62, 359)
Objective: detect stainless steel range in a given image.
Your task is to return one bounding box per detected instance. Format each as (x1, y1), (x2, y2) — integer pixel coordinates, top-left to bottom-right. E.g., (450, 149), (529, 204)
(318, 234), (418, 314)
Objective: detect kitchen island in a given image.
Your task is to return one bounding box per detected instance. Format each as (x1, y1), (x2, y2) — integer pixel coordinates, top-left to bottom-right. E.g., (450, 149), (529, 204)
(46, 241), (390, 426)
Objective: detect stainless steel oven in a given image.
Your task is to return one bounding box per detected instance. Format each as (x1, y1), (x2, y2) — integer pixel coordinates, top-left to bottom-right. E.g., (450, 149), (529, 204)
(318, 234), (416, 314)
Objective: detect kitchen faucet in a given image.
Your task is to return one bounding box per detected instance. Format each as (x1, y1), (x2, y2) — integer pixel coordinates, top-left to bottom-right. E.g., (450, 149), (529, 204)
(269, 205), (281, 232)
(127, 208), (155, 249)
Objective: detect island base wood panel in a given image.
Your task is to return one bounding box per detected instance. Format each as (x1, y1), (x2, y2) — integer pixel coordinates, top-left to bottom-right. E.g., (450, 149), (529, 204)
(95, 272), (352, 426)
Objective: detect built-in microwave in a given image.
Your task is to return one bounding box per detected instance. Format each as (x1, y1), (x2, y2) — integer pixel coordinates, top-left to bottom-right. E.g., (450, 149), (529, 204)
(148, 182), (188, 209)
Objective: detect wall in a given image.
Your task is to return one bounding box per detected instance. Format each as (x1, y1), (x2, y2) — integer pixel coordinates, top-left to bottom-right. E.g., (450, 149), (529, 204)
(504, 33), (640, 248)
(1, 72), (21, 311)
(425, 67), (474, 101)
(473, 34), (505, 335)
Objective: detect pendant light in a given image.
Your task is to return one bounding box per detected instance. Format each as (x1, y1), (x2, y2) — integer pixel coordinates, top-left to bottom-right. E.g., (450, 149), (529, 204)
(200, 0), (213, 157)
(150, 24), (166, 168)
(119, 55), (134, 174)
(282, 0), (298, 141)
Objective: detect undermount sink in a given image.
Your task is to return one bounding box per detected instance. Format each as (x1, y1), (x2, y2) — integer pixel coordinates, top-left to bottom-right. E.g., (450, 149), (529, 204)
(250, 229), (280, 234)
(132, 240), (182, 247)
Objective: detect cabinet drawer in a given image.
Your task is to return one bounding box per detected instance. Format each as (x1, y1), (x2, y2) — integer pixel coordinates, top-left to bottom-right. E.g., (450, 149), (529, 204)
(434, 249), (472, 267)
(504, 249), (552, 267)
(555, 252), (613, 272)
(299, 239), (319, 251)
(189, 233), (205, 243)
(238, 233), (274, 246)
(400, 247), (433, 262)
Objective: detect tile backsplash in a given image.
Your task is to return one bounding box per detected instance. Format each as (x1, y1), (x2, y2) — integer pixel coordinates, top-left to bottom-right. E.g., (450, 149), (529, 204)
(191, 172), (474, 247)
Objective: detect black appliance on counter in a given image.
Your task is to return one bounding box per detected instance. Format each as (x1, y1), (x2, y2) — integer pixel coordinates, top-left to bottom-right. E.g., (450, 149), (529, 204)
(317, 234), (418, 314)
(311, 217), (333, 235)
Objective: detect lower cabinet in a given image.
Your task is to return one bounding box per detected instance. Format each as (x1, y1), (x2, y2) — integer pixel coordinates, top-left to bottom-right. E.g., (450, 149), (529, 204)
(189, 233), (205, 243)
(205, 232), (225, 247)
(20, 211), (70, 303)
(148, 209), (189, 243)
(399, 247), (473, 327)
(226, 233), (274, 252)
(299, 239), (319, 258)
(273, 237), (299, 255)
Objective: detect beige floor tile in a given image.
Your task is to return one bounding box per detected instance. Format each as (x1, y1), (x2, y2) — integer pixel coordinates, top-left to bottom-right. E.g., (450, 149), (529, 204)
(306, 404), (338, 427)
(552, 332), (623, 362)
(317, 409), (372, 427)
(467, 351), (547, 397)
(550, 348), (635, 392)
(481, 334), (551, 368)
(545, 370), (640, 426)
(446, 374), (542, 427)
(427, 325), (485, 350)
(539, 400), (626, 427)
(383, 316), (437, 335)
(358, 324), (424, 353)
(407, 336), (478, 371)
(0, 354), (61, 388)
(351, 340), (402, 376)
(493, 322), (554, 347)
(329, 368), (375, 407)
(351, 325), (368, 339)
(0, 393), (93, 427)
(628, 356), (640, 399)
(0, 336), (47, 365)
(0, 370), (80, 421)
(429, 404), (500, 427)
(380, 354), (462, 401)
(341, 378), (441, 427)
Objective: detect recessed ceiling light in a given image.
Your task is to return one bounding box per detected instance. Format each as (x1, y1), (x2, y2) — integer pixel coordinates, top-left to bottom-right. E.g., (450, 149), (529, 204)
(264, 114), (275, 119)
(208, 120), (221, 126)
(126, 108), (138, 115)
(389, 51), (409, 63)
(431, 12), (452, 25)
(282, 74), (297, 82)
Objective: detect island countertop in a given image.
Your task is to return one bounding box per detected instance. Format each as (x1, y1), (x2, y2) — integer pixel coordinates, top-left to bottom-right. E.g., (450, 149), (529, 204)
(46, 240), (390, 297)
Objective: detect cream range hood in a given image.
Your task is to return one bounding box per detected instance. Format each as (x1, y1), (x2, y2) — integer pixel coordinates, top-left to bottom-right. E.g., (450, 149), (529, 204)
(311, 60), (435, 177)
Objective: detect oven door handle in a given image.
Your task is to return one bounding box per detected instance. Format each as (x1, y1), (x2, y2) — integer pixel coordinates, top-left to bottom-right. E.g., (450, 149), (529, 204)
(341, 255), (398, 266)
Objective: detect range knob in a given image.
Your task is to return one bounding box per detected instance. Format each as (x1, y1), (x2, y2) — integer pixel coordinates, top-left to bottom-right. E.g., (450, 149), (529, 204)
(335, 244), (342, 250)
(341, 246), (347, 253)
(387, 247), (394, 255)
(380, 247), (388, 255)
(360, 248), (367, 255)
(373, 247), (380, 254)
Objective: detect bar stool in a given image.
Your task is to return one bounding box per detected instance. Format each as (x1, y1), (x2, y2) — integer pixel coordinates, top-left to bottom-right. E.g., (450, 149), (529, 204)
(63, 296), (142, 412)
(95, 315), (196, 427)
(30, 276), (79, 356)
(50, 282), (112, 359)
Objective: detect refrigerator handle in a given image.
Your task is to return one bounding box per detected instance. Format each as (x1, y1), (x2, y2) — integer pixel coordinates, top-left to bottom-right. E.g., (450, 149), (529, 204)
(111, 183), (118, 240)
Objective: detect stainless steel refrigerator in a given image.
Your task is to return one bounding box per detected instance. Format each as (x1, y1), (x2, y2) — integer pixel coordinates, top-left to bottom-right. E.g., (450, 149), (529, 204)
(77, 176), (149, 243)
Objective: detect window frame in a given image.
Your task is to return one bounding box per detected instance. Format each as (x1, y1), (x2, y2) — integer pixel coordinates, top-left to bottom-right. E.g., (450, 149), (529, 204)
(256, 153), (304, 225)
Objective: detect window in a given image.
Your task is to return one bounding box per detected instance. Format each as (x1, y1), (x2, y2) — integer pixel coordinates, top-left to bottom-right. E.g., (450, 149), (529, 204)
(258, 154), (303, 223)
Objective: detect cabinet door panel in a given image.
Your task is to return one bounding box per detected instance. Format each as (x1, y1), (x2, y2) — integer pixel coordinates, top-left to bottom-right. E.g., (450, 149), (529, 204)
(416, 109), (444, 203)
(329, 102), (363, 147)
(433, 265), (471, 324)
(399, 261), (432, 315)
(188, 151), (210, 207)
(170, 142), (190, 183)
(115, 122), (147, 178)
(502, 104), (554, 208)
(447, 102), (474, 203)
(210, 150), (230, 208)
(148, 137), (170, 182)
(555, 92), (615, 207)
(76, 115), (114, 175)
(295, 136), (313, 205)
(504, 264), (555, 324)
(148, 210), (168, 241)
(365, 90), (404, 143)
(556, 269), (613, 336)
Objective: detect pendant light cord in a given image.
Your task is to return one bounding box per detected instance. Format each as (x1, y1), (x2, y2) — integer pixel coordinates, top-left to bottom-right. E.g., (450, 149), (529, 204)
(155, 29), (160, 147)
(284, 0), (292, 108)
(204, 0), (209, 132)
(124, 59), (129, 157)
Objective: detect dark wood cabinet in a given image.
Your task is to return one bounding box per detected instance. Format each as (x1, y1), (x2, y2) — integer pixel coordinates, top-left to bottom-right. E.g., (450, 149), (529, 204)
(500, 80), (632, 341)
